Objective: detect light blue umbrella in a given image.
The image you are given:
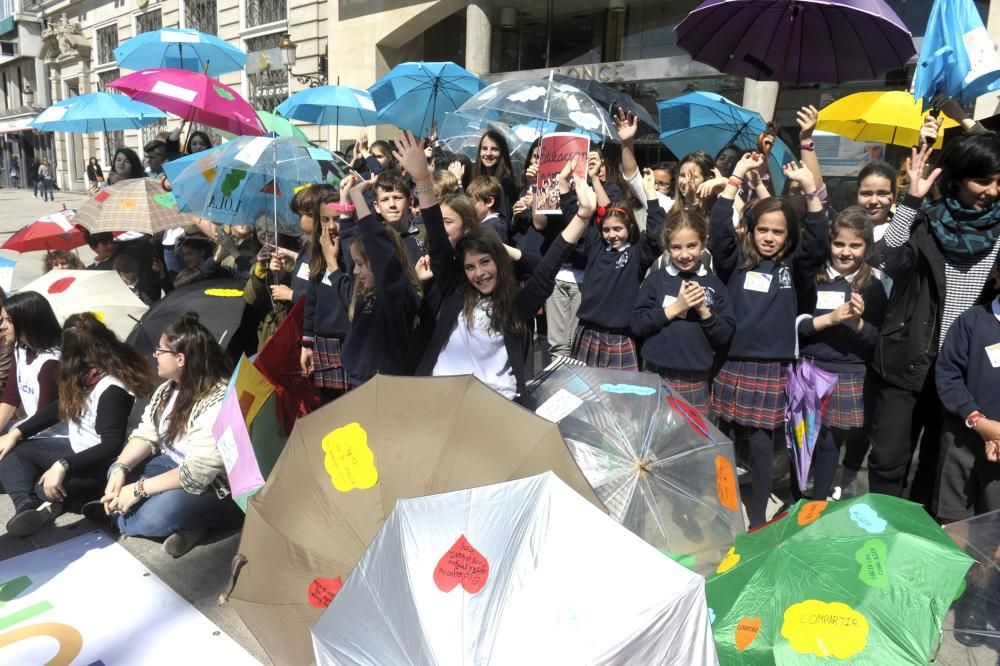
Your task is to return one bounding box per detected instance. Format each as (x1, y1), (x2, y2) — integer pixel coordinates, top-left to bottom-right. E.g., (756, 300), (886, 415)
(275, 85), (378, 127)
(163, 136), (346, 235)
(369, 61), (486, 136)
(113, 28), (246, 77)
(29, 92), (167, 133)
(657, 91), (795, 193)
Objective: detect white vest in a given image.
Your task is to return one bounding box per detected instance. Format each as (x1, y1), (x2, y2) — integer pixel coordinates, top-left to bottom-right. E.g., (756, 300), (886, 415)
(68, 375), (130, 454)
(15, 345), (60, 417)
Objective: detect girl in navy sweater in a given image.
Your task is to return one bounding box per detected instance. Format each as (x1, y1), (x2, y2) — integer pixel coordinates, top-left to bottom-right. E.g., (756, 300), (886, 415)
(341, 175), (422, 388)
(710, 152), (829, 527)
(796, 208), (887, 501)
(632, 209), (735, 414)
(567, 169), (665, 370)
(300, 185), (352, 405)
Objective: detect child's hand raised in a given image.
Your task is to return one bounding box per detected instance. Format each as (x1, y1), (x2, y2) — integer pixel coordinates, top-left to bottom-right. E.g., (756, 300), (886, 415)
(392, 130), (430, 181)
(415, 255), (433, 281)
(732, 152), (765, 179)
(448, 160), (465, 181)
(906, 144), (942, 199)
(782, 160), (817, 193)
(574, 174), (597, 220)
(796, 105), (818, 141)
(613, 109), (638, 143)
(558, 157), (578, 189)
(642, 168), (657, 199)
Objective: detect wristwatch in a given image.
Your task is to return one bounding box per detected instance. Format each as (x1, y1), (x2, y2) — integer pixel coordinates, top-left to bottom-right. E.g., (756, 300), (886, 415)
(965, 410), (986, 429)
(56, 458), (70, 471)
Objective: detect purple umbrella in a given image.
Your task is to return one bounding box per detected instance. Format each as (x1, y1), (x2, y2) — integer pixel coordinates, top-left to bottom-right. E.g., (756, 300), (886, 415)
(674, 0), (915, 85)
(784, 358), (839, 493)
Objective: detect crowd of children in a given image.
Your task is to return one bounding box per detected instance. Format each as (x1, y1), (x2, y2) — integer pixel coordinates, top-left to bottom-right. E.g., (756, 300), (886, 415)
(0, 96), (997, 560)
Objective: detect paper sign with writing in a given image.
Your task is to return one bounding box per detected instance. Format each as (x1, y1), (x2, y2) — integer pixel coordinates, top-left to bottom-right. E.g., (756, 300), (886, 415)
(535, 388), (583, 423)
(433, 535), (489, 594)
(307, 577), (343, 609)
(536, 133), (589, 215)
(734, 616), (761, 651)
(855, 539), (889, 588)
(797, 500), (828, 526)
(321, 422), (379, 492)
(715, 455), (739, 511)
(781, 600), (868, 659)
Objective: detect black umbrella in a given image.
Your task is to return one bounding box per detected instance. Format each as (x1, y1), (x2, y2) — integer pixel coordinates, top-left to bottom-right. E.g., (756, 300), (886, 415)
(551, 74), (657, 131)
(127, 278), (253, 357)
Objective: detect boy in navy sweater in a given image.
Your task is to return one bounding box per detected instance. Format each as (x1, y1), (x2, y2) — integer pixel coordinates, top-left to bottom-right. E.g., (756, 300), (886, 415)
(374, 170), (425, 267)
(468, 175), (510, 243)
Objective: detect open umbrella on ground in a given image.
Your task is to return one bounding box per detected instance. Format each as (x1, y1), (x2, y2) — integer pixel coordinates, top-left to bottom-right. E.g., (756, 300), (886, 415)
(458, 78), (617, 141)
(525, 366), (744, 575)
(657, 91), (797, 192)
(939, 509), (1000, 660)
(706, 495), (973, 664)
(126, 278), (251, 357)
(817, 90), (959, 149)
(28, 92), (167, 133)
(369, 61), (486, 136)
(163, 135), (344, 235)
(226, 374), (603, 666)
(313, 472), (719, 665)
(113, 27), (246, 77)
(552, 73), (657, 130)
(20, 269), (147, 341)
(785, 358), (839, 495)
(73, 178), (186, 235)
(1, 206), (83, 252)
(108, 68), (263, 136)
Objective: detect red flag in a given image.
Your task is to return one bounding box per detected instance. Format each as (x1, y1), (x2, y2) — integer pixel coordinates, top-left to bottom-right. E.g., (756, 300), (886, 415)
(252, 297), (318, 434)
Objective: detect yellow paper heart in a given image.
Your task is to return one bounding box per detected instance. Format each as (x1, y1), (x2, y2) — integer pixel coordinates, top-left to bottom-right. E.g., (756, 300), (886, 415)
(716, 546), (741, 574)
(202, 168), (217, 183)
(118, 199), (138, 210)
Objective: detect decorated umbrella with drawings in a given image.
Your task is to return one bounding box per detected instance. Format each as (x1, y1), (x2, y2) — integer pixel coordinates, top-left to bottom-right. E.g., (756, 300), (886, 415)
(20, 269), (148, 342)
(524, 366), (745, 575)
(72, 178), (187, 235)
(224, 374), (603, 666)
(706, 494), (973, 664)
(785, 358), (839, 495)
(312, 473), (719, 665)
(1, 207), (84, 252)
(216, 109), (310, 141)
(112, 27), (247, 77)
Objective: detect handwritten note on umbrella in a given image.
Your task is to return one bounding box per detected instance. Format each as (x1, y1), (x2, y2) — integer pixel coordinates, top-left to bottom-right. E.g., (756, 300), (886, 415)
(434, 535), (489, 594)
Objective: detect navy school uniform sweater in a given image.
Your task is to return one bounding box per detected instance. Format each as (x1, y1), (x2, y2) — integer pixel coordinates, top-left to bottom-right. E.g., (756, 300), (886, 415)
(936, 300), (1000, 422)
(302, 234), (352, 343)
(709, 196), (829, 361)
(798, 267), (888, 372)
(341, 214), (421, 387)
(559, 190), (665, 330)
(481, 212), (510, 244)
(400, 226), (426, 267)
(632, 264), (735, 372)
(289, 248), (313, 303)
(415, 203), (575, 397)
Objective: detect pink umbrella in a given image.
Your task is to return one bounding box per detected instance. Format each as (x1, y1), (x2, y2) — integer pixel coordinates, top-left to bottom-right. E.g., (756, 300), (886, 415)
(107, 67), (264, 136)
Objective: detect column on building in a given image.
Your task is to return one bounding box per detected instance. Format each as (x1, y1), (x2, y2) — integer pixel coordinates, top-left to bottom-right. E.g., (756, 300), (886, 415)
(465, 0), (490, 77)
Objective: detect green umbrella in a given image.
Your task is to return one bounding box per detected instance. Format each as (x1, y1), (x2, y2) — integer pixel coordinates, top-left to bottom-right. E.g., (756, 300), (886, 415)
(217, 109), (309, 140)
(706, 494), (973, 665)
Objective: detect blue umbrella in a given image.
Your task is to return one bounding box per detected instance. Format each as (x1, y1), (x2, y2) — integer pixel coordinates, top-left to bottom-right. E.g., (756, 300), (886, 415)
(29, 92), (167, 133)
(369, 61), (486, 136)
(113, 28), (246, 77)
(163, 136), (346, 235)
(657, 91), (795, 193)
(276, 85), (378, 127)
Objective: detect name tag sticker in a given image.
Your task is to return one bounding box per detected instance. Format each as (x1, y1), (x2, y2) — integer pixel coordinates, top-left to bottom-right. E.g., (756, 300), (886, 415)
(986, 342), (1000, 368)
(816, 291), (847, 310)
(662, 295), (677, 307)
(296, 262), (311, 281)
(744, 271), (772, 293)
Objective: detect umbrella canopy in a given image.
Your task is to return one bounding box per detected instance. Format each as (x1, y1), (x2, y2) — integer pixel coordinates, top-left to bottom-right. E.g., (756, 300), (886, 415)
(658, 90), (796, 192)
(218, 110), (309, 141)
(784, 358), (839, 493)
(29, 92), (168, 134)
(458, 78), (617, 140)
(706, 494), (973, 664)
(107, 68), (263, 136)
(940, 509), (1000, 658)
(1, 207), (84, 252)
(369, 61), (486, 135)
(674, 0), (915, 85)
(73, 178), (187, 235)
(313, 472), (719, 665)
(113, 28), (246, 77)
(126, 278), (249, 357)
(817, 90), (959, 149)
(275, 85), (378, 127)
(525, 366), (745, 575)
(438, 111), (529, 172)
(163, 135), (344, 235)
(20, 269), (148, 341)
(227, 374), (604, 666)
(552, 73), (657, 130)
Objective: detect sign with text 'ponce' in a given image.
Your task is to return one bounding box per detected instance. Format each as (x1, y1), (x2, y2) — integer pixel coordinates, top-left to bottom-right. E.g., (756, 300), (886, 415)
(536, 132), (589, 215)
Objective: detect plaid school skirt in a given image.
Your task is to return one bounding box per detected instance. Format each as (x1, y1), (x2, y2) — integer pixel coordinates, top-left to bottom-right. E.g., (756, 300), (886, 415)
(712, 359), (789, 429)
(824, 366), (866, 430)
(649, 365), (711, 415)
(572, 323), (639, 371)
(313, 335), (348, 391)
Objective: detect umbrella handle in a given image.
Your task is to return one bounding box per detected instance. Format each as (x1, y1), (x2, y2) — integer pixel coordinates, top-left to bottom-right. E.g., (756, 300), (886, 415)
(219, 553), (248, 605)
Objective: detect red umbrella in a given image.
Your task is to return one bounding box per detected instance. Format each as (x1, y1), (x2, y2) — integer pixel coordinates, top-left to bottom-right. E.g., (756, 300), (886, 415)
(107, 67), (264, 136)
(1, 206), (85, 252)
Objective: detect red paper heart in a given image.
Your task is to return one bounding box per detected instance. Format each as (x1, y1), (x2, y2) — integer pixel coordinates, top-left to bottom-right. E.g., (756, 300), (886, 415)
(94, 189), (111, 204)
(433, 534), (489, 594)
(307, 576), (343, 609)
(668, 394), (710, 439)
(47, 277), (75, 294)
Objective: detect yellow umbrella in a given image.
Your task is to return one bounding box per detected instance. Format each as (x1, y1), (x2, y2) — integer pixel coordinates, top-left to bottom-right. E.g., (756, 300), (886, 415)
(817, 91), (958, 149)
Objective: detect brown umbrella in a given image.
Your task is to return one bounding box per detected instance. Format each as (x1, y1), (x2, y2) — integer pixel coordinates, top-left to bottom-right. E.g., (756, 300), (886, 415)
(226, 374), (603, 666)
(74, 177), (187, 234)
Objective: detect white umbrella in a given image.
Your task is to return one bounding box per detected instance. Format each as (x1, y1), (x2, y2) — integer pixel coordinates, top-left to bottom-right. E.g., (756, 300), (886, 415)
(312, 472), (719, 665)
(21, 269), (147, 342)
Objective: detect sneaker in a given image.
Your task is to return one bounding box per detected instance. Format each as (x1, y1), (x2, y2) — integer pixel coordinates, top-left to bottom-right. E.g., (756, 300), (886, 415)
(834, 467), (860, 500)
(81, 500), (116, 531)
(6, 502), (62, 537)
(162, 528), (208, 558)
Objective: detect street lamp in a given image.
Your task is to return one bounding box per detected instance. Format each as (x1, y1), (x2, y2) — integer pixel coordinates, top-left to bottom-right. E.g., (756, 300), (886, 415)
(279, 33), (328, 88)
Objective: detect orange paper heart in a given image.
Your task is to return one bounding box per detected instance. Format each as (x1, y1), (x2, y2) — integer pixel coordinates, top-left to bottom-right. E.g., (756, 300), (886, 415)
(735, 616), (762, 651)
(797, 500), (828, 526)
(433, 535), (489, 594)
(715, 455), (738, 511)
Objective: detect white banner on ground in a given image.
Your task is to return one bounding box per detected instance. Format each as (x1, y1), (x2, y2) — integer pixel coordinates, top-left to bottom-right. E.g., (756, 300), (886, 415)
(0, 531), (259, 665)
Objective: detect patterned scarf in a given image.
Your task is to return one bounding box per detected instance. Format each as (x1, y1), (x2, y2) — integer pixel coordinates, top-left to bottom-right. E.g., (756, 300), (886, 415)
(926, 197), (1000, 258)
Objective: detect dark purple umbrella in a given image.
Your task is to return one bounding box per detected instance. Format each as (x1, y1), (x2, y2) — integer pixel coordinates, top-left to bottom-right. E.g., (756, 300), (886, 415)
(674, 0), (915, 85)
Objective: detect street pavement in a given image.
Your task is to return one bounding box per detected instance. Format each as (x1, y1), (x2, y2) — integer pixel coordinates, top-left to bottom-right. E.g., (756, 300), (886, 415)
(0, 186), (269, 664)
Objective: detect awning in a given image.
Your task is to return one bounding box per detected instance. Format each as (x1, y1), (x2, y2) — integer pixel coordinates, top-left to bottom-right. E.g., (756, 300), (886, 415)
(0, 117), (34, 134)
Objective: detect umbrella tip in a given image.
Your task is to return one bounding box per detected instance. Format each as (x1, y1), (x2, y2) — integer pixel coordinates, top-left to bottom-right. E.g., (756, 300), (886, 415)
(634, 458), (651, 477)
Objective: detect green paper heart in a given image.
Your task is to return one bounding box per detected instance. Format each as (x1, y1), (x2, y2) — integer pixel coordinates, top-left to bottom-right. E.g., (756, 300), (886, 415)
(221, 169), (247, 198)
(855, 538), (889, 588)
(213, 85), (235, 101)
(153, 192), (176, 208)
